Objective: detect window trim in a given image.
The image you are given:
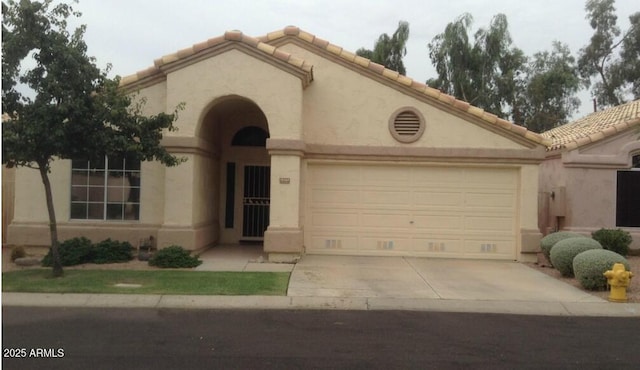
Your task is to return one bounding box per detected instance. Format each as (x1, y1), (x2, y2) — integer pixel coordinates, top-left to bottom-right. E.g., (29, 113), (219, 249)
(388, 107), (426, 143)
(70, 156), (141, 222)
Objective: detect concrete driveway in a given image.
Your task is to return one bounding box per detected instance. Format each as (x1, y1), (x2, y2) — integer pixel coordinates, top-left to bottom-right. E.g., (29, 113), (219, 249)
(287, 255), (604, 303)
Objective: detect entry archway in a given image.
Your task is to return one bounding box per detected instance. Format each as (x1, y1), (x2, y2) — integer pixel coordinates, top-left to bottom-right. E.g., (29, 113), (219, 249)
(199, 96), (270, 244)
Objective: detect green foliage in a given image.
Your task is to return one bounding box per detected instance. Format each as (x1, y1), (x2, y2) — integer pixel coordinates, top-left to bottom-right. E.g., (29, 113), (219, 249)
(426, 13), (581, 132)
(573, 249), (630, 290)
(591, 228), (633, 256)
(42, 237), (93, 267)
(2, 0), (183, 276)
(91, 238), (134, 264)
(41, 237), (138, 266)
(427, 13), (525, 120)
(540, 231), (587, 263)
(578, 0), (640, 107)
(148, 246), (202, 268)
(356, 21), (410, 75)
(10, 246), (27, 261)
(520, 42), (581, 132)
(550, 238), (603, 277)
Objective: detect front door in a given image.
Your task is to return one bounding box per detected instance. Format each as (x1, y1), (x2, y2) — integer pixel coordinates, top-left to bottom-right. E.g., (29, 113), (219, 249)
(242, 165), (270, 239)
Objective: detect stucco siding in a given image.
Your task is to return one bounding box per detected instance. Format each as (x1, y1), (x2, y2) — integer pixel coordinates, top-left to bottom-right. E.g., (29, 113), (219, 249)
(132, 80), (167, 116)
(278, 43), (528, 150)
(139, 161), (166, 224)
(163, 49), (303, 140)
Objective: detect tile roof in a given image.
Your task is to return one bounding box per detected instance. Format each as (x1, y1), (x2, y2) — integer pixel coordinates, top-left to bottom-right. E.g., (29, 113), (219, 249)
(541, 99), (640, 151)
(120, 26), (550, 147)
(119, 30), (314, 88)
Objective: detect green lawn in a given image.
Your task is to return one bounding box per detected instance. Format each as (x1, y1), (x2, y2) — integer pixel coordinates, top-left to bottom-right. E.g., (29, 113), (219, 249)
(2, 269), (290, 296)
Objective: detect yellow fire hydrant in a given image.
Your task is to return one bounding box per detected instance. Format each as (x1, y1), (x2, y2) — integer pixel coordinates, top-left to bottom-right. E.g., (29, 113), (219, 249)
(603, 263), (634, 303)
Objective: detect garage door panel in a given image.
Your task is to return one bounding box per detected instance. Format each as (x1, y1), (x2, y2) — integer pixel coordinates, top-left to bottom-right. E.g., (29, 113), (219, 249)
(465, 192), (515, 208)
(310, 165), (360, 185)
(412, 214), (464, 231)
(464, 168), (517, 187)
(413, 191), (463, 207)
(306, 163), (517, 259)
(311, 211), (359, 227)
(362, 166), (411, 185)
(463, 239), (515, 257)
(361, 211), (411, 227)
(311, 189), (360, 207)
(412, 167), (465, 185)
(361, 236), (412, 252)
(362, 190), (411, 206)
(309, 234), (358, 251)
(465, 216), (514, 232)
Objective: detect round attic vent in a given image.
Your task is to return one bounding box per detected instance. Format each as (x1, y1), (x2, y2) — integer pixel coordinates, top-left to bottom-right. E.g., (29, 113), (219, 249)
(388, 107), (425, 143)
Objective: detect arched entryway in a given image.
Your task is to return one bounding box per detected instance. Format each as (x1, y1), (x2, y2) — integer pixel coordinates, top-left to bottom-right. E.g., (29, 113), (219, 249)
(199, 96), (270, 245)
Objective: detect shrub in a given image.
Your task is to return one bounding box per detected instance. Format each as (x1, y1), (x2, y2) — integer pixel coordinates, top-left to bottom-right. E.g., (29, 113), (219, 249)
(591, 228), (632, 257)
(42, 237), (93, 267)
(148, 245), (202, 268)
(550, 238), (602, 277)
(10, 246), (27, 262)
(91, 239), (134, 264)
(540, 231), (587, 263)
(573, 249), (631, 290)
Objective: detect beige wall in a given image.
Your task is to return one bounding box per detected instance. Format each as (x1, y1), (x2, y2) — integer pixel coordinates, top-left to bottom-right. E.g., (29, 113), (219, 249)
(279, 43), (528, 151)
(165, 49), (303, 140)
(539, 130), (640, 249)
(7, 159), (167, 247)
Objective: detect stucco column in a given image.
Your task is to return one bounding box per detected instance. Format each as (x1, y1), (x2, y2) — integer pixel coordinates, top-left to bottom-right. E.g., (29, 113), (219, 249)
(157, 153), (201, 250)
(264, 147), (304, 262)
(519, 165), (543, 262)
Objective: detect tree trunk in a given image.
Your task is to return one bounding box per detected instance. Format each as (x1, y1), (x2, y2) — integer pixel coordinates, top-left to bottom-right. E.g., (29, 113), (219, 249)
(38, 161), (63, 277)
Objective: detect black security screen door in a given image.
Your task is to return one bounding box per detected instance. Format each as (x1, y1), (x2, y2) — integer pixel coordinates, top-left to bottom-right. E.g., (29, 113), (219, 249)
(242, 166), (270, 238)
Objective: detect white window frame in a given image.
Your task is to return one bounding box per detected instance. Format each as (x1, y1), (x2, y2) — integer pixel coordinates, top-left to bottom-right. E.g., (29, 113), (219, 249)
(70, 156), (141, 221)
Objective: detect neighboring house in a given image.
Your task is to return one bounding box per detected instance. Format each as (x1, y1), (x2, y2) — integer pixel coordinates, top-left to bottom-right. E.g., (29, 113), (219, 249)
(7, 26), (549, 262)
(539, 100), (640, 249)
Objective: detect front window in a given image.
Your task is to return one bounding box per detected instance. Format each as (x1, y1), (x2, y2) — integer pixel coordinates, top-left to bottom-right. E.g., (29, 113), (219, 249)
(70, 156), (141, 220)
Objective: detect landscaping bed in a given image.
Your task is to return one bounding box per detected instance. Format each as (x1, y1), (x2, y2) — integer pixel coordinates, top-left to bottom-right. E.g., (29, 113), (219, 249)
(526, 254), (640, 303)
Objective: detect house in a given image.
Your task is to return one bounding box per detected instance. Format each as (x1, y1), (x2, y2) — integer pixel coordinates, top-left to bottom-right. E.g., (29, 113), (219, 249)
(539, 99), (640, 249)
(6, 26), (549, 262)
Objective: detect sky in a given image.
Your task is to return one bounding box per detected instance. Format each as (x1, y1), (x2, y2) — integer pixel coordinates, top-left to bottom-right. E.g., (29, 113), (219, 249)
(70, 0), (638, 119)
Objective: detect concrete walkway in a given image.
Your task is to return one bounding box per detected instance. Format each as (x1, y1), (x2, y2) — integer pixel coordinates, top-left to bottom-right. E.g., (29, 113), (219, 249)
(3, 249), (640, 317)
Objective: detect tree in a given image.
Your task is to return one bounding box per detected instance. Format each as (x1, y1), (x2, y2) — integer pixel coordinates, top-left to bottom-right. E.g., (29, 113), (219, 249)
(427, 13), (525, 119)
(427, 13), (582, 131)
(2, 0), (183, 277)
(520, 42), (582, 132)
(356, 21), (410, 75)
(578, 0), (640, 108)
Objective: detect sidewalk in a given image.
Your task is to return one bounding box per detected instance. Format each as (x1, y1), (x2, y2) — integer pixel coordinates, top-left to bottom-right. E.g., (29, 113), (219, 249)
(4, 292), (640, 317)
(3, 247), (640, 317)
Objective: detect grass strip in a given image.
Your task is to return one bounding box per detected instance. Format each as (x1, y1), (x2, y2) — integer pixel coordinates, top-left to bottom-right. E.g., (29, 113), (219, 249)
(2, 269), (290, 296)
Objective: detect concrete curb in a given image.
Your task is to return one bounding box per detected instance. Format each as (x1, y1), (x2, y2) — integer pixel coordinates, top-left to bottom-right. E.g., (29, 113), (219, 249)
(3, 293), (640, 317)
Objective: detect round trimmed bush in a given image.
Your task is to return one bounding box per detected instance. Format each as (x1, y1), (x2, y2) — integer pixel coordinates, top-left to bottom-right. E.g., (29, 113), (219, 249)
(148, 245), (202, 268)
(573, 249), (631, 290)
(540, 231), (587, 264)
(550, 238), (602, 277)
(591, 228), (632, 256)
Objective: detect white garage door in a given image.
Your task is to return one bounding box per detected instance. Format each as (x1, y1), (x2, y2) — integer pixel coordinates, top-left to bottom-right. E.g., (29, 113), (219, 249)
(305, 163), (518, 259)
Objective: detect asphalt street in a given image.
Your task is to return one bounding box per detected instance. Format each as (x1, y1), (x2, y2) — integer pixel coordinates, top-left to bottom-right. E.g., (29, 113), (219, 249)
(3, 307), (640, 369)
